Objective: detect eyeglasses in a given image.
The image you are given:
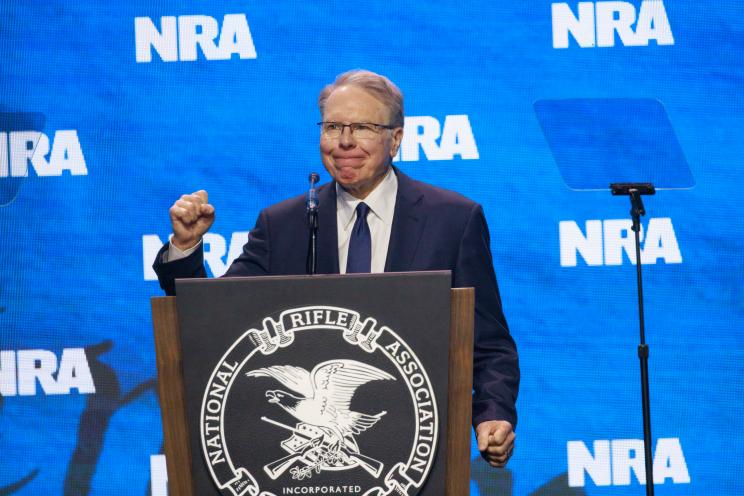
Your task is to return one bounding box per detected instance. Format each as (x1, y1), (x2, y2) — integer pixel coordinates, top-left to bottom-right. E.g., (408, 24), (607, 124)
(317, 121), (396, 140)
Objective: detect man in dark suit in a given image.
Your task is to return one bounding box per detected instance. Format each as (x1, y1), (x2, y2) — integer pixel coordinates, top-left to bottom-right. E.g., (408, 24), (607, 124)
(153, 70), (519, 467)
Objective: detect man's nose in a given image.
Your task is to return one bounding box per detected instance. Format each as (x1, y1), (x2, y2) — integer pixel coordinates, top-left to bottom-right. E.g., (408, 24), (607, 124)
(338, 126), (356, 148)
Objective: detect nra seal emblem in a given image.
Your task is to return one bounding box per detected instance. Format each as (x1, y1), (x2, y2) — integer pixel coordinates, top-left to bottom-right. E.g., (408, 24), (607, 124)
(200, 306), (439, 496)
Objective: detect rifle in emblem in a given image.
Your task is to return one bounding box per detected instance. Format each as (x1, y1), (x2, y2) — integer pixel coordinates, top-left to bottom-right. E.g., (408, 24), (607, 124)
(261, 416), (384, 479)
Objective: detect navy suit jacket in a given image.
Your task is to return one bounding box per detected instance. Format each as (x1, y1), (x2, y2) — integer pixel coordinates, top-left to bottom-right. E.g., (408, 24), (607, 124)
(154, 168), (519, 428)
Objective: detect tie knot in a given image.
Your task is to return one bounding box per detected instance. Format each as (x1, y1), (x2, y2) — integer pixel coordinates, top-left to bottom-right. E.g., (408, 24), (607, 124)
(356, 202), (370, 219)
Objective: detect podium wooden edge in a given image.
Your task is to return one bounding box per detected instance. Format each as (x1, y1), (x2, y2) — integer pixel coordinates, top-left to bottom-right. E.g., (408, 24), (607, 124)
(446, 287), (474, 496)
(152, 287), (474, 496)
(151, 296), (193, 496)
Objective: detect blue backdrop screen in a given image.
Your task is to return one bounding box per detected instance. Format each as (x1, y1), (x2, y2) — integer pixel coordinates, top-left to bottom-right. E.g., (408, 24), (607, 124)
(1, 1), (743, 495)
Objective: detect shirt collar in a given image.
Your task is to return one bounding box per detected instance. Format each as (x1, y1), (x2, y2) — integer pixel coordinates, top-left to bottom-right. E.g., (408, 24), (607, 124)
(336, 168), (398, 231)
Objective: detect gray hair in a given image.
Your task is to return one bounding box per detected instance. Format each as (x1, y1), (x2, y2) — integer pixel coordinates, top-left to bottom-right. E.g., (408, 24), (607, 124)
(318, 69), (404, 128)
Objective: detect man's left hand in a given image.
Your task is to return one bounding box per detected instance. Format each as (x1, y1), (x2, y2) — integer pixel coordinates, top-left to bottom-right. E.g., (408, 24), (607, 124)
(476, 420), (515, 468)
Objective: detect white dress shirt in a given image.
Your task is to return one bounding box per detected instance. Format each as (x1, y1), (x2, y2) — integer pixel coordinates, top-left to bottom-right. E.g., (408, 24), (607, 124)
(337, 168), (397, 274)
(166, 168), (399, 273)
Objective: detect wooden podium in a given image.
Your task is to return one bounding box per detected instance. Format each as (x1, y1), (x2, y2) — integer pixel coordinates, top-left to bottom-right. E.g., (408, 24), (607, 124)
(151, 273), (473, 496)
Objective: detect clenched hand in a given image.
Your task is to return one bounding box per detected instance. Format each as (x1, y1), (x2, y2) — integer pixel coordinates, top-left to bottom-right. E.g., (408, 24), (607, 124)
(169, 190), (215, 250)
(476, 420), (515, 468)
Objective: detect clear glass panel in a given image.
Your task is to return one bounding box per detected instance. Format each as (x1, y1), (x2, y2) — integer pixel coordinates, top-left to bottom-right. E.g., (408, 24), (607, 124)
(534, 99), (695, 191)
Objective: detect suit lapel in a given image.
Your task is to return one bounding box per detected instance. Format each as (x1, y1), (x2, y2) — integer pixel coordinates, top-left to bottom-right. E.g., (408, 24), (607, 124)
(385, 169), (427, 272)
(316, 182), (340, 274)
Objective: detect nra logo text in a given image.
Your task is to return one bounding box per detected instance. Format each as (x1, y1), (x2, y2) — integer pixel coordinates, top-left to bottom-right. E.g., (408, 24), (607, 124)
(568, 438), (690, 487)
(143, 232), (249, 280)
(394, 115), (478, 162)
(0, 348), (95, 396)
(1, 130), (87, 177)
(559, 218), (681, 267)
(135, 14), (257, 63)
(552, 1), (674, 49)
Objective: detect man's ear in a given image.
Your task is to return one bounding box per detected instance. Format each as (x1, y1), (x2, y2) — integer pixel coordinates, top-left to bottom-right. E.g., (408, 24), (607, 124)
(390, 126), (404, 158)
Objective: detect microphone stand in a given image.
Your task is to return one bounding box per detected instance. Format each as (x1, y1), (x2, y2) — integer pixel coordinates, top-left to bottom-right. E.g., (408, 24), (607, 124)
(610, 182), (656, 495)
(306, 172), (320, 275)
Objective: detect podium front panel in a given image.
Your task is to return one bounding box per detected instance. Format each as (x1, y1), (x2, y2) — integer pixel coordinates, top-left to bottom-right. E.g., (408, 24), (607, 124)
(175, 272), (451, 496)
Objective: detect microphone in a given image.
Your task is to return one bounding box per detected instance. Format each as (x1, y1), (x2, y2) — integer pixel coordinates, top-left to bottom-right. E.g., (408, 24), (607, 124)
(306, 172), (320, 275)
(306, 172), (320, 212)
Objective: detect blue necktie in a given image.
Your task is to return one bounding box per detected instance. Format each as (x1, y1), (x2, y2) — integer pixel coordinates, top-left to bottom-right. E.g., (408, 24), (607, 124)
(346, 202), (371, 273)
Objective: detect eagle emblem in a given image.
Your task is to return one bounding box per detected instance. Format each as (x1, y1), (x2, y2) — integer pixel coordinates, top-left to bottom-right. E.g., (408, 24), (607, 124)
(247, 359), (395, 480)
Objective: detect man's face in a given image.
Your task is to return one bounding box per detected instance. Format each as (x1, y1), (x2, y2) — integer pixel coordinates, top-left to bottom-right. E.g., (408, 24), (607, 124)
(320, 85), (403, 199)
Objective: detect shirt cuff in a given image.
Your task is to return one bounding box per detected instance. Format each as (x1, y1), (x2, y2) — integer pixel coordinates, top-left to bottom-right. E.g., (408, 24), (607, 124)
(166, 239), (202, 262)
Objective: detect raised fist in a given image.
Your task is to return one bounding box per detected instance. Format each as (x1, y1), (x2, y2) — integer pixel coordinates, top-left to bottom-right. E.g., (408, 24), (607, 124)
(168, 190), (215, 250)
